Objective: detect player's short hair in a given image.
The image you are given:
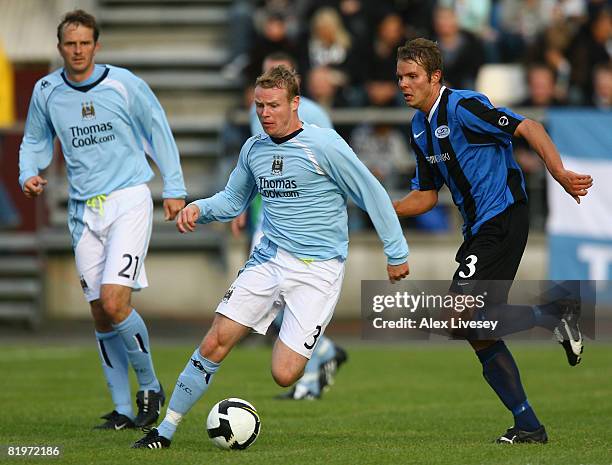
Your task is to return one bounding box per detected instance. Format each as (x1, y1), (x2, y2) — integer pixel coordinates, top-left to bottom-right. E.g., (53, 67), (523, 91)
(255, 66), (300, 101)
(263, 52), (298, 72)
(397, 38), (443, 81)
(57, 9), (100, 43)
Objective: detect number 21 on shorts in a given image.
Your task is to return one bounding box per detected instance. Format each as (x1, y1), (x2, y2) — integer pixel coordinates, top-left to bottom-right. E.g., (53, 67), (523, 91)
(118, 253), (140, 280)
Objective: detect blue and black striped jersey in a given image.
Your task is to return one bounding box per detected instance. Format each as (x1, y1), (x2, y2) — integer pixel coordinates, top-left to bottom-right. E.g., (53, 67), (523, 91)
(410, 86), (527, 237)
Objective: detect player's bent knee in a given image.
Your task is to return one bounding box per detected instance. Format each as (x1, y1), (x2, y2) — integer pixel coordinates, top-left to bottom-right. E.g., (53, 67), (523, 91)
(271, 366), (302, 387)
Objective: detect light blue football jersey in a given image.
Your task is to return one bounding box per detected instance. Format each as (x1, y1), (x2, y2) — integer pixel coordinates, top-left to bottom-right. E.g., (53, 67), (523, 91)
(19, 64), (186, 200)
(249, 96), (333, 134)
(193, 123), (409, 264)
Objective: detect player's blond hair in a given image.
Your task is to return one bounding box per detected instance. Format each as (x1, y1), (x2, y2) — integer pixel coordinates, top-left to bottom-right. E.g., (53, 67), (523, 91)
(255, 66), (300, 101)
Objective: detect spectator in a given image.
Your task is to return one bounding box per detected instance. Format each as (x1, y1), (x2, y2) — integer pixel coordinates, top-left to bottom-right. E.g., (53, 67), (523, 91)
(393, 0), (436, 38)
(524, 5), (575, 101)
(566, 3), (611, 104)
(439, 0), (491, 38)
(513, 62), (564, 229)
(302, 8), (361, 85)
(245, 10), (298, 83)
(433, 6), (485, 89)
(496, 0), (556, 62)
(305, 65), (351, 108)
(365, 12), (406, 106)
(519, 64), (565, 107)
(591, 62), (612, 110)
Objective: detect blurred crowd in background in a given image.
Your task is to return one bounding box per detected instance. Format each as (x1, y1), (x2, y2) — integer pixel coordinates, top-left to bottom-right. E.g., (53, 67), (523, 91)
(220, 0), (611, 232)
(0, 0), (610, 233)
(225, 0), (611, 109)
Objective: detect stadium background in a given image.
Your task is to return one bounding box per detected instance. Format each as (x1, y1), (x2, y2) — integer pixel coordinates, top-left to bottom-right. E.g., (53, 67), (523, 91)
(0, 0), (610, 326)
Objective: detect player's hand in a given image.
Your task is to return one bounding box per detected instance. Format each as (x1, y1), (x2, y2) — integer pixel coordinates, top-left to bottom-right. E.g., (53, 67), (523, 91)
(231, 212), (247, 238)
(387, 262), (409, 283)
(23, 176), (48, 198)
(553, 169), (593, 204)
(163, 198), (186, 221)
(176, 204), (200, 234)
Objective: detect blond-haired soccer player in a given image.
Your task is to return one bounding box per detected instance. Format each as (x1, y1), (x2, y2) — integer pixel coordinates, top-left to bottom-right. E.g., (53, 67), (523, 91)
(133, 66), (409, 449)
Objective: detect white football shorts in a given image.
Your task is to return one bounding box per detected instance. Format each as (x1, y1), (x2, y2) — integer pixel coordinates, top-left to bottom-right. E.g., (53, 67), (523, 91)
(68, 184), (153, 302)
(216, 236), (345, 358)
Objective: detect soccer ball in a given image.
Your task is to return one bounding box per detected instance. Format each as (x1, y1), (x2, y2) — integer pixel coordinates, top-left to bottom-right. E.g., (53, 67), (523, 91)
(206, 398), (261, 450)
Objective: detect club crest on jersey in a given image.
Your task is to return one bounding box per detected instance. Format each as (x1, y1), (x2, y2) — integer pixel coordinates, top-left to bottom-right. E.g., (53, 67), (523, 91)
(271, 155), (283, 175)
(498, 116), (509, 126)
(435, 125), (450, 138)
(41, 80), (51, 89)
(81, 101), (96, 120)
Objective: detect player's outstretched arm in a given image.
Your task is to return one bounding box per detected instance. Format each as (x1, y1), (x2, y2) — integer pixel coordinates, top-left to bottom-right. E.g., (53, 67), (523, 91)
(515, 119), (593, 203)
(393, 189), (438, 217)
(22, 175), (48, 198)
(176, 204), (201, 233)
(163, 198), (186, 221)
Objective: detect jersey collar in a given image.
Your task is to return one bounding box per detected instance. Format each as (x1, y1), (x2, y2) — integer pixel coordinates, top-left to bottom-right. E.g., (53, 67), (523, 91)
(270, 127), (304, 145)
(427, 86), (447, 123)
(61, 65), (109, 93)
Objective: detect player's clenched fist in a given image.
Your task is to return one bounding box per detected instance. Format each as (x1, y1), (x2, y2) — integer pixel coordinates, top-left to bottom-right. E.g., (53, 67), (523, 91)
(163, 198), (186, 221)
(23, 175), (48, 198)
(176, 204), (201, 233)
(387, 262), (409, 283)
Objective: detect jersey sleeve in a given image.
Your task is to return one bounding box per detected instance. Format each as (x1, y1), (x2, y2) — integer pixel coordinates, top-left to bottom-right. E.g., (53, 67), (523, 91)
(131, 77), (187, 199)
(455, 94), (525, 143)
(18, 85), (55, 189)
(318, 133), (409, 265)
(304, 101), (333, 129)
(192, 139), (258, 223)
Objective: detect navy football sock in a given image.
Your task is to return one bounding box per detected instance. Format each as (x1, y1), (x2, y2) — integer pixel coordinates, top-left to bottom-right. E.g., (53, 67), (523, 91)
(476, 340), (541, 432)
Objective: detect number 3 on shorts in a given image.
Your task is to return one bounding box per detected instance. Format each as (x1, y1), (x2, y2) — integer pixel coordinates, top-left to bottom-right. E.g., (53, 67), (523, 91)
(458, 254), (477, 279)
(304, 325), (322, 350)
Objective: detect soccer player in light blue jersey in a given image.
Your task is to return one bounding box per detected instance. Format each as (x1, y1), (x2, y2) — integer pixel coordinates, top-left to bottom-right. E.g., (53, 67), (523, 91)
(234, 52), (347, 401)
(19, 10), (186, 430)
(133, 66), (410, 449)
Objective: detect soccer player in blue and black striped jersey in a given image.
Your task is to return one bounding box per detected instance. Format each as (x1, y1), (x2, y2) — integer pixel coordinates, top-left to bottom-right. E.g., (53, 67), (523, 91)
(393, 38), (593, 444)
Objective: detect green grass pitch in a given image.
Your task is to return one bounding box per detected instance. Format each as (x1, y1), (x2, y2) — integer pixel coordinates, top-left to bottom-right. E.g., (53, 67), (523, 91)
(1, 342), (611, 465)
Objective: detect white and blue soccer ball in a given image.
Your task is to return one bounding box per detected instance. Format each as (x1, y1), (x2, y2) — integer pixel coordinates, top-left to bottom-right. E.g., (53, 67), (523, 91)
(206, 398), (261, 450)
